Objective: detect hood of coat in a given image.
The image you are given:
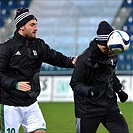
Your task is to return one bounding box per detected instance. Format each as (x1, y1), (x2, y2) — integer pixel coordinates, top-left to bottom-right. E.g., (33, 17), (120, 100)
(87, 40), (117, 64)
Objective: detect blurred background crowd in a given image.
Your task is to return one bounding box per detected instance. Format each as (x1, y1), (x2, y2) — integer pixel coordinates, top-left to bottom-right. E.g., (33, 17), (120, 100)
(0, 0), (133, 74)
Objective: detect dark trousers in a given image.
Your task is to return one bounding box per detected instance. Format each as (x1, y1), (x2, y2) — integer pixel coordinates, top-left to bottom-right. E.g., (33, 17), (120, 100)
(76, 110), (129, 133)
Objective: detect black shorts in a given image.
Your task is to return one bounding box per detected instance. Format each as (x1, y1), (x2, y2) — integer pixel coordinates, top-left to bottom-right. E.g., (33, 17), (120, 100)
(76, 110), (129, 133)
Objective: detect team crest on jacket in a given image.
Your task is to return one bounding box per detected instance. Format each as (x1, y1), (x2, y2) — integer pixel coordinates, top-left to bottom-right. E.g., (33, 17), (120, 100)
(94, 63), (99, 68)
(110, 59), (115, 66)
(33, 50), (37, 56)
(15, 51), (21, 55)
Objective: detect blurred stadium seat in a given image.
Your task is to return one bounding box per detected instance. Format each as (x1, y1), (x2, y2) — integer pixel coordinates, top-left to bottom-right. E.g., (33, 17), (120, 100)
(0, 0), (32, 27)
(120, 0), (133, 71)
(0, 0), (132, 73)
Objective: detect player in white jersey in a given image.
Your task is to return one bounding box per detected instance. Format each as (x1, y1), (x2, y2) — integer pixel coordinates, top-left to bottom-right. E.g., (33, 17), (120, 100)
(0, 8), (77, 133)
(1, 102), (46, 133)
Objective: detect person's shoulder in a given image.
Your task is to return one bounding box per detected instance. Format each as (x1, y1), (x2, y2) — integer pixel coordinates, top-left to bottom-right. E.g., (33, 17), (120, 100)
(0, 37), (14, 48)
(35, 38), (50, 50)
(3, 37), (13, 43)
(108, 50), (117, 58)
(77, 48), (91, 64)
(77, 47), (96, 68)
(79, 48), (91, 59)
(36, 37), (44, 42)
(35, 38), (47, 45)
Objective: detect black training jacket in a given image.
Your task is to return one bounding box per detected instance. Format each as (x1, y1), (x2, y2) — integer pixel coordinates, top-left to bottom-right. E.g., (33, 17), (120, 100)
(70, 40), (122, 118)
(0, 31), (74, 106)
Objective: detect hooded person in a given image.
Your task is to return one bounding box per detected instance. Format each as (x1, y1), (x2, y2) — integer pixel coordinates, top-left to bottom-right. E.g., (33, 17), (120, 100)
(69, 20), (129, 133)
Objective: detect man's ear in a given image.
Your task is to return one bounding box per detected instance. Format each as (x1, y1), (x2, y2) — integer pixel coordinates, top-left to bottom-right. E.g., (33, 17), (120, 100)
(20, 26), (24, 31)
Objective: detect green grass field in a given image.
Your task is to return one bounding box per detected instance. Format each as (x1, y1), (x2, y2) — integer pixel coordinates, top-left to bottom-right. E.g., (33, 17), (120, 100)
(20, 102), (133, 133)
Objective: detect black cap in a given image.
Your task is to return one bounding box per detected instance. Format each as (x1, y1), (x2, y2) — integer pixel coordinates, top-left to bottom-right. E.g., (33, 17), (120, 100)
(95, 21), (114, 46)
(14, 8), (37, 29)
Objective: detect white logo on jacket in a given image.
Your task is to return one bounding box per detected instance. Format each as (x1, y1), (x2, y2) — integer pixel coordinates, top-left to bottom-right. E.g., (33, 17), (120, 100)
(33, 50), (37, 56)
(111, 59), (115, 66)
(15, 51), (21, 55)
(94, 63), (99, 68)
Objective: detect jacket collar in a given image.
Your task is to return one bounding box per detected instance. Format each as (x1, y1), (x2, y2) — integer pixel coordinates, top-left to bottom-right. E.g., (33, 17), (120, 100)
(14, 30), (35, 44)
(88, 40), (117, 64)
(90, 40), (108, 59)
